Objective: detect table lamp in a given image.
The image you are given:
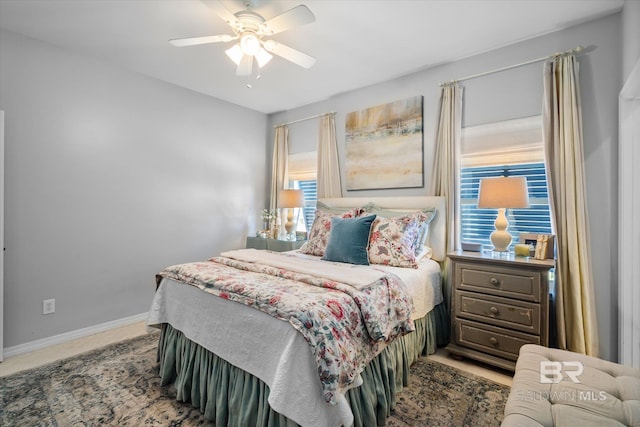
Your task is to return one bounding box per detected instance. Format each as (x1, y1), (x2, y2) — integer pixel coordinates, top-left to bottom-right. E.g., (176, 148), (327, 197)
(278, 189), (305, 240)
(477, 176), (529, 252)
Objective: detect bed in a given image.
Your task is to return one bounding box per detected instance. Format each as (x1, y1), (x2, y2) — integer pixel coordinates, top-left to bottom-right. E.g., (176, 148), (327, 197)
(147, 196), (449, 427)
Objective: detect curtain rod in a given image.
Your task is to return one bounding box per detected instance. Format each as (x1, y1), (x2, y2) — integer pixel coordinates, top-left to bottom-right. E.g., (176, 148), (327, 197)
(440, 45), (583, 87)
(275, 111), (335, 128)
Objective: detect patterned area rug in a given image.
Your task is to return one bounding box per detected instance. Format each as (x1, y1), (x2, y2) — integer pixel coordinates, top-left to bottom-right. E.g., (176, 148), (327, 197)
(0, 332), (510, 426)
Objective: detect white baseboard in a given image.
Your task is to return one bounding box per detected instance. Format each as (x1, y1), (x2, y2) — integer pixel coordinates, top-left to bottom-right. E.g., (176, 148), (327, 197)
(3, 312), (148, 359)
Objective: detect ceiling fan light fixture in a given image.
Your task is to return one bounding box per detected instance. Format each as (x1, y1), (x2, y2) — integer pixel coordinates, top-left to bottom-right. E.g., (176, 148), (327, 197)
(170, 2), (317, 75)
(239, 32), (261, 56)
(225, 44), (244, 66)
(255, 48), (273, 68)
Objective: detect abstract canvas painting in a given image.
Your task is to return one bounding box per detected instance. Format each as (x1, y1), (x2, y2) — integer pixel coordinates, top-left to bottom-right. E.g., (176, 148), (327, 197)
(345, 96), (423, 190)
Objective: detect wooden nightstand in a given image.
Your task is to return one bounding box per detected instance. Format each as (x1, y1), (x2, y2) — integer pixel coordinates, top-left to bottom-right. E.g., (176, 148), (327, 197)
(446, 251), (555, 371)
(246, 236), (306, 252)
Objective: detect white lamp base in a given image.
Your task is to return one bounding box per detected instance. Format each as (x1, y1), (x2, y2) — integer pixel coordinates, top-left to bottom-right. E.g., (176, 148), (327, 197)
(284, 208), (295, 240)
(490, 208), (512, 252)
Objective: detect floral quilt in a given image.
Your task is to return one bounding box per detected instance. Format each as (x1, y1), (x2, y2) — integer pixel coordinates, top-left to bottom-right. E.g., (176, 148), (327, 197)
(156, 254), (415, 405)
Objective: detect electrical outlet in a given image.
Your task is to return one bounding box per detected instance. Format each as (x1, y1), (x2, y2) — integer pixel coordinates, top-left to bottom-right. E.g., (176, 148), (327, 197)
(43, 299), (55, 315)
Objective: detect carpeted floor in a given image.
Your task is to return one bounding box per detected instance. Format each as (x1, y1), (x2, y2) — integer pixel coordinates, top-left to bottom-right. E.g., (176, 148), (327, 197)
(0, 332), (510, 426)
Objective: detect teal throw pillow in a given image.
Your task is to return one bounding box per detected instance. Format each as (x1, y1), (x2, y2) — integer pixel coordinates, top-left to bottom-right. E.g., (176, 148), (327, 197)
(322, 215), (376, 265)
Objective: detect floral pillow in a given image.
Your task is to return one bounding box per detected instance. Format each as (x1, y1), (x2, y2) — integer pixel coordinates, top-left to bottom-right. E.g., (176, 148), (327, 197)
(362, 203), (437, 255)
(299, 207), (364, 256)
(368, 216), (421, 268)
(405, 209), (437, 251)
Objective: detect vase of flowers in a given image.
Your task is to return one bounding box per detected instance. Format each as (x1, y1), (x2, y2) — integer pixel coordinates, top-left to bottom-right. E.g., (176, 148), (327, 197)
(260, 209), (277, 238)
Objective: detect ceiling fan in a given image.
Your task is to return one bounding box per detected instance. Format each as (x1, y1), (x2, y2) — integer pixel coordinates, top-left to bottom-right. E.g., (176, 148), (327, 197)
(170, 0), (316, 76)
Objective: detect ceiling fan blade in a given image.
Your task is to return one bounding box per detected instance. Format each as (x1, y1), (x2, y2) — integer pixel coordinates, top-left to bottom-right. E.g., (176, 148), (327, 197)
(169, 34), (237, 47)
(201, 0), (238, 26)
(236, 55), (253, 76)
(262, 5), (315, 35)
(263, 40), (316, 69)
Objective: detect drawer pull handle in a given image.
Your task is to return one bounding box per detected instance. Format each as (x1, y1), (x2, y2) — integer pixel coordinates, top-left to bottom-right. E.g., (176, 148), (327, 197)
(489, 337), (499, 346)
(489, 306), (499, 315)
(489, 277), (500, 286)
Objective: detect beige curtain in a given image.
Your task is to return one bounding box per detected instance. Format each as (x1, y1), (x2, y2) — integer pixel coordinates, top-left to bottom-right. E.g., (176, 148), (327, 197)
(269, 125), (289, 212)
(430, 84), (463, 253)
(543, 55), (598, 356)
(430, 84), (463, 309)
(317, 113), (342, 198)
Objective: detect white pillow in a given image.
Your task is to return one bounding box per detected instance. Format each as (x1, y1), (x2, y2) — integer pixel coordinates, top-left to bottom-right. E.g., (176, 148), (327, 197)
(416, 245), (433, 261)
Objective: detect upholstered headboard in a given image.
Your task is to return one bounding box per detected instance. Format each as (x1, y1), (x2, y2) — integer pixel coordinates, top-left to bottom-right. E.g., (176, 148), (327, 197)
(317, 196), (447, 262)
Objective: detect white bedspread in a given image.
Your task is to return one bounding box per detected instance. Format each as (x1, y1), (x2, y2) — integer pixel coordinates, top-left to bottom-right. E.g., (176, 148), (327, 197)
(289, 250), (443, 320)
(220, 248), (386, 289)
(146, 254), (442, 427)
(374, 257), (443, 319)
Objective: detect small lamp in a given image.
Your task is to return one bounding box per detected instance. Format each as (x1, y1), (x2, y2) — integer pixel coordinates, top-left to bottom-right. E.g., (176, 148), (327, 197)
(278, 189), (305, 240)
(477, 176), (529, 252)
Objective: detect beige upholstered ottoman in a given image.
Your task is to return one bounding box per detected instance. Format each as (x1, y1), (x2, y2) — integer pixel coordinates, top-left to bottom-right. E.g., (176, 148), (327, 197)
(502, 344), (640, 426)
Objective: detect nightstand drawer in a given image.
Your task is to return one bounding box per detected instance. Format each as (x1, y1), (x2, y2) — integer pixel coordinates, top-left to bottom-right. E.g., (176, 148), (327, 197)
(455, 291), (541, 334)
(455, 319), (540, 361)
(457, 263), (541, 302)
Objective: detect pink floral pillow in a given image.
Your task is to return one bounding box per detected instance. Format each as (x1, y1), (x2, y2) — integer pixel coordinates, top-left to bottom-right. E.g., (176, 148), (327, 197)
(368, 216), (421, 268)
(300, 207), (364, 256)
(362, 203), (436, 255)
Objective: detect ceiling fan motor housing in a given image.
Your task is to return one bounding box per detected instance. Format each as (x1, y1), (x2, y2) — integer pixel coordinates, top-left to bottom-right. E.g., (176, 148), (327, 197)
(233, 11), (266, 34)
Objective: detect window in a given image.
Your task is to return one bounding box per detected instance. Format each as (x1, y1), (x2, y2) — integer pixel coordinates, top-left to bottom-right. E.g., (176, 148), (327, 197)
(460, 116), (553, 250)
(294, 180), (317, 231)
(288, 151), (317, 232)
(460, 163), (552, 248)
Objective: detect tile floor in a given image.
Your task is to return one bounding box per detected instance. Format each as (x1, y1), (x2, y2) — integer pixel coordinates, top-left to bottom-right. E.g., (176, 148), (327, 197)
(0, 321), (513, 387)
(429, 348), (513, 387)
(0, 321), (150, 378)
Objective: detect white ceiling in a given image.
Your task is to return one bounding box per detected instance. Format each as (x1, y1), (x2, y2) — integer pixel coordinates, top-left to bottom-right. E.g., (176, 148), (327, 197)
(0, 0), (624, 114)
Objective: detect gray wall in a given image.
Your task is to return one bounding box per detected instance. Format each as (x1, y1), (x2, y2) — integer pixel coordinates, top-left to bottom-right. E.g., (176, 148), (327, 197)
(269, 13), (622, 361)
(0, 30), (267, 348)
(622, 0), (640, 79)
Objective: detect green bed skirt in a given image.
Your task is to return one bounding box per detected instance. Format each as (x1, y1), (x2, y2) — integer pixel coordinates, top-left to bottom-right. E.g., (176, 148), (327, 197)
(157, 302), (449, 427)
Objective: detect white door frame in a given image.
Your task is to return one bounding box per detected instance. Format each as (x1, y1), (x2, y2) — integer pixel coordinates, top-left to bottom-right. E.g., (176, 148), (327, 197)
(619, 60), (640, 368)
(1, 110), (4, 362)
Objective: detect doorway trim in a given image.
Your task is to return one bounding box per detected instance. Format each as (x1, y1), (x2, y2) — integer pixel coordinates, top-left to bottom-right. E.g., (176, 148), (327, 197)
(619, 60), (640, 368)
